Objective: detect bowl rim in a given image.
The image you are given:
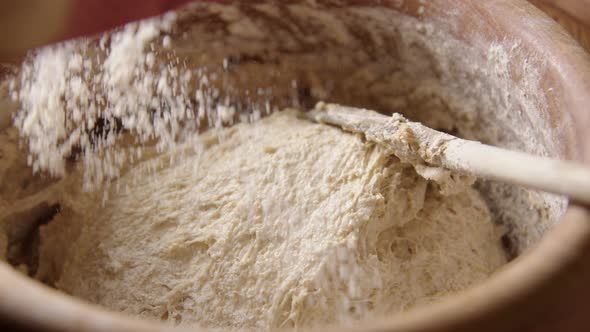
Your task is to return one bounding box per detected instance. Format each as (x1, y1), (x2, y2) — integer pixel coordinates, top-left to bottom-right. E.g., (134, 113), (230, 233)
(2, 1), (590, 331)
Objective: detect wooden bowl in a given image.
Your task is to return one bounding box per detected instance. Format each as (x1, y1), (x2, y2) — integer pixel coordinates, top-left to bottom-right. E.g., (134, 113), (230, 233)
(2, 1), (590, 331)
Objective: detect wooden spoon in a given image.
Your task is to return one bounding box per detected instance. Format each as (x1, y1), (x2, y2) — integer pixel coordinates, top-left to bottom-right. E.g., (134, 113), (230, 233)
(309, 102), (590, 205)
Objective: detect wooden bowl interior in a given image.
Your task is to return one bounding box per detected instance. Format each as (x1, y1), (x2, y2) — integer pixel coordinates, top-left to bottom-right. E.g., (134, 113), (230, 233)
(3, 1), (590, 331)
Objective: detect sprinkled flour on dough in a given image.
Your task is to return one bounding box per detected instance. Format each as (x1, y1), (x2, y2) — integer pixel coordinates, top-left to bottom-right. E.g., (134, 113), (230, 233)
(25, 110), (506, 330)
(10, 11), (232, 191)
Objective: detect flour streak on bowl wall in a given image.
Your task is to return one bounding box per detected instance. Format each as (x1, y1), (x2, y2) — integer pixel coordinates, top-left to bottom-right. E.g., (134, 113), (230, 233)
(1, 1), (590, 332)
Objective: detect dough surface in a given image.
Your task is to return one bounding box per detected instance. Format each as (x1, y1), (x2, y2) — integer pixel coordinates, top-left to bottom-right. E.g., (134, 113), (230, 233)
(4, 110), (506, 330)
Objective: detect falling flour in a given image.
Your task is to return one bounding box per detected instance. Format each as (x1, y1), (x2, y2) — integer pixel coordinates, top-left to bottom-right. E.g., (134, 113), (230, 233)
(10, 11), (228, 190)
(0, 4), (509, 331)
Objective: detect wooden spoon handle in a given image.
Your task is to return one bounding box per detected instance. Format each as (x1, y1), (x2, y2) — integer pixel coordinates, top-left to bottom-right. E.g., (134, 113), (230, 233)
(310, 103), (590, 205)
(444, 139), (590, 205)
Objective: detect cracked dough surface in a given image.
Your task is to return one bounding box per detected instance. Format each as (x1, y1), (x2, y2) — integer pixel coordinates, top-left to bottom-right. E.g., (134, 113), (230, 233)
(3, 110), (506, 330)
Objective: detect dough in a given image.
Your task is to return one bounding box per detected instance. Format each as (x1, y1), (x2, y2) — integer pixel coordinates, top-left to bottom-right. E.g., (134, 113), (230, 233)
(26, 110), (507, 330)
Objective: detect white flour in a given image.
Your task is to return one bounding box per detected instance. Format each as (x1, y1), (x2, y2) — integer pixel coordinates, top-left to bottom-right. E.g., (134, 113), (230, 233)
(11, 11), (217, 190)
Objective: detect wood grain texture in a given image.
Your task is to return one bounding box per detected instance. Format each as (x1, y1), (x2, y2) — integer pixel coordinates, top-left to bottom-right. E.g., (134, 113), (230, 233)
(530, 0), (590, 50)
(524, 4), (590, 331)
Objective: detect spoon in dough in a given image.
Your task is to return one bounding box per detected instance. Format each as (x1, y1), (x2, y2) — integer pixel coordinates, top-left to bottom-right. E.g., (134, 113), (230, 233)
(308, 102), (590, 205)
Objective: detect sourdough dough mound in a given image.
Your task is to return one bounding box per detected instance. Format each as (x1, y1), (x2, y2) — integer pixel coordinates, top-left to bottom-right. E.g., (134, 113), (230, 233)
(26, 110), (506, 329)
